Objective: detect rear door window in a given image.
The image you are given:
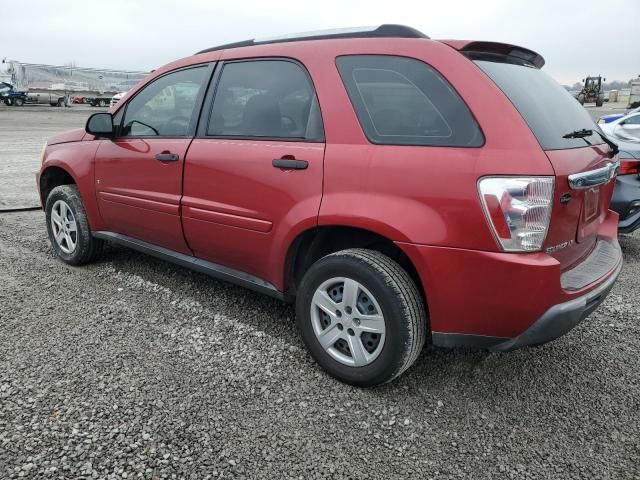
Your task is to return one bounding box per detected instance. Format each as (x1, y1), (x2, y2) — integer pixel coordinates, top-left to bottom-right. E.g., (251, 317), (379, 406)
(473, 58), (604, 150)
(336, 55), (483, 147)
(207, 60), (324, 141)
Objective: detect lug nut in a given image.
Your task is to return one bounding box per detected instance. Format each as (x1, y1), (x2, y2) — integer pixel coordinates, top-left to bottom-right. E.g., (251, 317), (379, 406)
(345, 306), (352, 314)
(337, 323), (343, 330)
(353, 318), (360, 326)
(336, 310), (342, 318)
(347, 328), (355, 336)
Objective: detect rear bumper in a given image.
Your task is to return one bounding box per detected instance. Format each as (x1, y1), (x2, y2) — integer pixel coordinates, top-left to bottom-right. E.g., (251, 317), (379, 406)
(397, 213), (622, 351)
(432, 259), (621, 351)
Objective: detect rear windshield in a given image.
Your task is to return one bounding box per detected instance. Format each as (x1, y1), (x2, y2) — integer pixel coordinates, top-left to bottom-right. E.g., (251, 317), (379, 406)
(473, 58), (603, 150)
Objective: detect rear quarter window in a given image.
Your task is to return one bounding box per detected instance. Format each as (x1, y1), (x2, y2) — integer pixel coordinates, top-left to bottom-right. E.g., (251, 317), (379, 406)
(336, 55), (483, 147)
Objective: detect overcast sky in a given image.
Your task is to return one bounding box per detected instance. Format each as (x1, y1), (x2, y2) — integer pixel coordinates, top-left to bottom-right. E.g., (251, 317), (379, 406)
(1, 0), (638, 85)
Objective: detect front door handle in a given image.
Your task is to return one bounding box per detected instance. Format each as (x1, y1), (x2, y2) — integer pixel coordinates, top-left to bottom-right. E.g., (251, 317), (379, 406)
(155, 152), (179, 162)
(272, 158), (308, 170)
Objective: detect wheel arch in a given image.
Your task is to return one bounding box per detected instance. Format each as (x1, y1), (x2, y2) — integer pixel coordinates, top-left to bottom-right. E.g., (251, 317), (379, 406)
(283, 225), (427, 309)
(39, 165), (77, 205)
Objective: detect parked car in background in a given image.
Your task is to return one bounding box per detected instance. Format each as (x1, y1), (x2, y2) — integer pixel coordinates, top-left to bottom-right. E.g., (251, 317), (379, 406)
(0, 81), (28, 106)
(598, 106), (640, 124)
(611, 149), (640, 233)
(87, 96), (111, 107)
(37, 25), (622, 386)
(600, 112), (640, 142)
(110, 91), (126, 108)
(26, 92), (66, 107)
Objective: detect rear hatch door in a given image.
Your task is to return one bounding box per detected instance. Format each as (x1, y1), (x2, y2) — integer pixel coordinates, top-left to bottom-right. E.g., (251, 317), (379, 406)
(471, 56), (617, 269)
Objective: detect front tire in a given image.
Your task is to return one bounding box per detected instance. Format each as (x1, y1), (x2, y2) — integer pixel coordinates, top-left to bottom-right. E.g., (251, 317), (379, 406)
(45, 185), (104, 265)
(14, 97), (24, 106)
(296, 249), (427, 387)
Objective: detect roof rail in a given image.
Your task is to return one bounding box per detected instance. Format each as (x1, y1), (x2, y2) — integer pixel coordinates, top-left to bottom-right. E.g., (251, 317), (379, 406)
(195, 24), (428, 54)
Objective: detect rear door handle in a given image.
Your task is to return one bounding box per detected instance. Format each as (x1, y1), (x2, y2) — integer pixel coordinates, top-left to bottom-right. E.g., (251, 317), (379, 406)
(272, 158), (308, 170)
(155, 152), (179, 162)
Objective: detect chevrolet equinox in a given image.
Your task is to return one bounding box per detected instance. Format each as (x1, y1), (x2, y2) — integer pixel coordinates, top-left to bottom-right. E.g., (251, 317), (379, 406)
(38, 25), (623, 386)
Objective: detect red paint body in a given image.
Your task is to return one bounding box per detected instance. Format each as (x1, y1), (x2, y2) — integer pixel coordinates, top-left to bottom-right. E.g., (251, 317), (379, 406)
(38, 36), (621, 341)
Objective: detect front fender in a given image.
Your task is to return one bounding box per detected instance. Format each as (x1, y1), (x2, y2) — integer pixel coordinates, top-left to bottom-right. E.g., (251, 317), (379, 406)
(40, 140), (105, 231)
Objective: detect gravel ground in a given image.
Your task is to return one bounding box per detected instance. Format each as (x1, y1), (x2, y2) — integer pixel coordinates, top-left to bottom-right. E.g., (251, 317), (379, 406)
(1, 105), (639, 479)
(1, 212), (639, 479)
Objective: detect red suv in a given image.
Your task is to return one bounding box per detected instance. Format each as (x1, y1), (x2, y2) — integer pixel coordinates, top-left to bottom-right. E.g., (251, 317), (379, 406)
(38, 25), (622, 386)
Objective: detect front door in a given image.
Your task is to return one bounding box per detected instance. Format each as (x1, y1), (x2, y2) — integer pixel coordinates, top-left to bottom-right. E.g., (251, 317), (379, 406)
(182, 59), (325, 286)
(94, 65), (211, 254)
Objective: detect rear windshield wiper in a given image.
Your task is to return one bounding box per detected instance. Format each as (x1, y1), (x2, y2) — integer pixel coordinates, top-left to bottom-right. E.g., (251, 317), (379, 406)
(563, 128), (619, 158)
(594, 129), (619, 158)
(562, 128), (593, 139)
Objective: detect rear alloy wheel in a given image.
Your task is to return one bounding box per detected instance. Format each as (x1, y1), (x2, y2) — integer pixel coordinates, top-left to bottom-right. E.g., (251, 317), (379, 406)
(311, 277), (386, 367)
(13, 97), (24, 106)
(45, 185), (105, 265)
(296, 248), (426, 387)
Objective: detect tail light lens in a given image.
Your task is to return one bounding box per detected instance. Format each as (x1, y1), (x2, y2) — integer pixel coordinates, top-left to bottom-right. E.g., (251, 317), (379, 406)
(618, 159), (640, 176)
(478, 177), (555, 252)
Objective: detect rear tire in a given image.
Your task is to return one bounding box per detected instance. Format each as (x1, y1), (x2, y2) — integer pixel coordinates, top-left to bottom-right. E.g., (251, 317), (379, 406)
(4, 98), (13, 106)
(45, 185), (105, 265)
(14, 97), (24, 106)
(98, 99), (106, 107)
(296, 248), (427, 387)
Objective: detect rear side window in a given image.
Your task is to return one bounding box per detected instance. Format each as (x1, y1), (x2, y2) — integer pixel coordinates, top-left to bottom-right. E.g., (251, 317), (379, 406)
(208, 60), (324, 141)
(473, 59), (603, 150)
(336, 55), (483, 147)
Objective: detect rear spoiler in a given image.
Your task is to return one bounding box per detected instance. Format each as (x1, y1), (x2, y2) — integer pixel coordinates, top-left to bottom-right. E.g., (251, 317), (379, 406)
(438, 40), (545, 69)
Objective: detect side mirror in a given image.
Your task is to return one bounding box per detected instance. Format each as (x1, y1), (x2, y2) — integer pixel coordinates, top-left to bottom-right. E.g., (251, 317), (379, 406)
(86, 112), (114, 137)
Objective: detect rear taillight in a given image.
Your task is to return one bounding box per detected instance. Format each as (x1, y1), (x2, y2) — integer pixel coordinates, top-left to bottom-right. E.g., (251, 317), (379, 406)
(478, 177), (555, 252)
(618, 159), (640, 176)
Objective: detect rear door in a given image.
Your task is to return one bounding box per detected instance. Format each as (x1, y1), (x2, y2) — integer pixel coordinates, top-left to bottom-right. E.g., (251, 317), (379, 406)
(94, 65), (211, 254)
(182, 59), (325, 285)
(473, 58), (617, 268)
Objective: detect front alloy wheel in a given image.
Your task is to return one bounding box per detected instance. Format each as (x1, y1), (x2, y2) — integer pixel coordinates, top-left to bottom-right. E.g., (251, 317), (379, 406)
(45, 184), (104, 265)
(50, 199), (78, 254)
